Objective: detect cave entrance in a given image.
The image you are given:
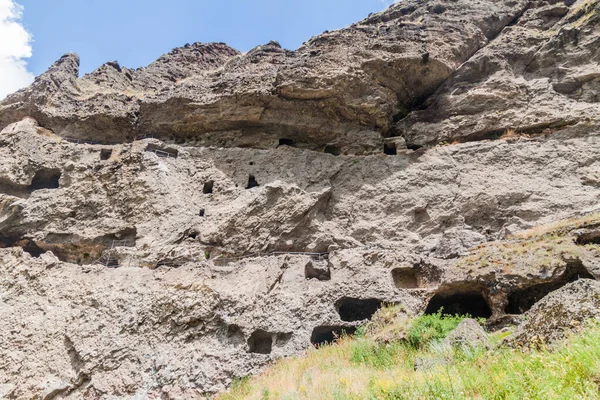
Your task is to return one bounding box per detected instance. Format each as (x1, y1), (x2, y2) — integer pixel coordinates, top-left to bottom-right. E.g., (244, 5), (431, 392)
(576, 230), (600, 245)
(100, 149), (113, 161)
(324, 144), (341, 156)
(305, 261), (331, 281)
(425, 287), (492, 318)
(392, 267), (419, 289)
(203, 180), (214, 194)
(505, 261), (595, 314)
(246, 175), (259, 189)
(384, 142), (397, 155)
(311, 326), (356, 347)
(0, 235), (46, 258)
(29, 169), (61, 191)
(247, 330), (273, 354)
(278, 138), (296, 148)
(336, 298), (383, 322)
(21, 240), (45, 258)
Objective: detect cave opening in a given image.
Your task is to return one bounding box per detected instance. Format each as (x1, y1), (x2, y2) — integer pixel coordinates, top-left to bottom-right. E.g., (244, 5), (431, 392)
(505, 261), (595, 314)
(336, 298), (383, 322)
(247, 329), (273, 354)
(310, 326), (356, 347)
(305, 261), (331, 281)
(199, 209), (205, 217)
(384, 142), (397, 155)
(278, 138), (296, 148)
(246, 175), (259, 189)
(29, 169), (61, 191)
(425, 288), (492, 318)
(392, 267), (419, 289)
(576, 230), (600, 245)
(21, 240), (45, 258)
(0, 235), (46, 258)
(324, 144), (341, 156)
(100, 149), (112, 161)
(203, 180), (214, 194)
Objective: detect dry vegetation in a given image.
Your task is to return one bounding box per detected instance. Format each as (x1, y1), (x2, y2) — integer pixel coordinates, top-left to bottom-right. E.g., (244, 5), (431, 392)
(456, 212), (600, 274)
(218, 213), (600, 399)
(218, 307), (600, 400)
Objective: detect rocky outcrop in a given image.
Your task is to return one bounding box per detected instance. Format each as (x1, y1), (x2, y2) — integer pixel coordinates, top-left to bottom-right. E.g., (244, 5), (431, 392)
(443, 318), (489, 349)
(508, 279), (600, 347)
(0, 0), (599, 398)
(397, 0), (600, 147)
(0, 0), (534, 152)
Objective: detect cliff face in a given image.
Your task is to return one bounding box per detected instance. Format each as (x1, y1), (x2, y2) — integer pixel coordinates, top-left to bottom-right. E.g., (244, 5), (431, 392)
(0, 0), (599, 398)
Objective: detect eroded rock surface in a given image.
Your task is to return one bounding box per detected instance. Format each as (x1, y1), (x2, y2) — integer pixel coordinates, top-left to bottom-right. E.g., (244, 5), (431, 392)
(508, 279), (600, 347)
(0, 0), (599, 398)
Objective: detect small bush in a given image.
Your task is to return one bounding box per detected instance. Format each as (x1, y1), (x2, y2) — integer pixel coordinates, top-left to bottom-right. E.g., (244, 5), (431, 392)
(407, 310), (466, 349)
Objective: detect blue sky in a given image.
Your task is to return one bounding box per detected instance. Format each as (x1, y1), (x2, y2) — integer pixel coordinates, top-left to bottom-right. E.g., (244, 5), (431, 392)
(17, 0), (392, 77)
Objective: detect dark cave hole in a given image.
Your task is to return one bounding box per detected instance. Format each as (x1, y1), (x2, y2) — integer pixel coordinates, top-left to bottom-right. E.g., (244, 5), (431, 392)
(575, 230), (600, 245)
(247, 329), (273, 354)
(336, 298), (383, 322)
(203, 180), (214, 194)
(29, 169), (61, 191)
(305, 261), (331, 281)
(199, 209), (205, 217)
(384, 142), (397, 155)
(431, 3), (447, 14)
(0, 235), (46, 258)
(278, 138), (296, 148)
(425, 289), (492, 318)
(310, 326), (357, 347)
(422, 52), (430, 64)
(21, 240), (45, 258)
(505, 261), (595, 315)
(392, 267), (419, 289)
(246, 175), (259, 189)
(100, 149), (112, 161)
(324, 144), (341, 156)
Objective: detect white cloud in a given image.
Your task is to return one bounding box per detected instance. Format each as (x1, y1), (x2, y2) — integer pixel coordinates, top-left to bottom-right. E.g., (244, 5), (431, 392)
(0, 0), (33, 100)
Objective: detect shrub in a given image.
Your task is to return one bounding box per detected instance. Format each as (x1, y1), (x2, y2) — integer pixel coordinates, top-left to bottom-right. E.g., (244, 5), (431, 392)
(407, 310), (466, 349)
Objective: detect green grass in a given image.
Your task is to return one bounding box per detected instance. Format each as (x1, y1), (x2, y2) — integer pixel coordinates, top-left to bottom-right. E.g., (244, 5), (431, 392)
(218, 310), (600, 400)
(406, 311), (466, 349)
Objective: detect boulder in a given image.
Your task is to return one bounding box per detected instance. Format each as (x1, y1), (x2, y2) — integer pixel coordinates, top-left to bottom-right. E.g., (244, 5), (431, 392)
(443, 318), (489, 349)
(508, 279), (600, 347)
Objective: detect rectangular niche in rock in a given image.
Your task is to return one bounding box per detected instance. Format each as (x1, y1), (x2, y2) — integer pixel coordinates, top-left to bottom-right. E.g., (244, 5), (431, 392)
(100, 149), (113, 160)
(384, 142), (397, 155)
(203, 180), (214, 194)
(247, 330), (273, 354)
(278, 138), (296, 148)
(324, 144), (341, 156)
(28, 168), (61, 191)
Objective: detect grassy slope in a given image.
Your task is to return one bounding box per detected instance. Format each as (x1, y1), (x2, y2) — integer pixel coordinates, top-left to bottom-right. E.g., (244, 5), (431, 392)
(220, 312), (600, 399)
(218, 213), (600, 399)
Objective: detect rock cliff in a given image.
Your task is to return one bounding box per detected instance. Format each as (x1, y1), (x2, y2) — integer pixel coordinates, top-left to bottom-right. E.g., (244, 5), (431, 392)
(0, 0), (599, 398)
